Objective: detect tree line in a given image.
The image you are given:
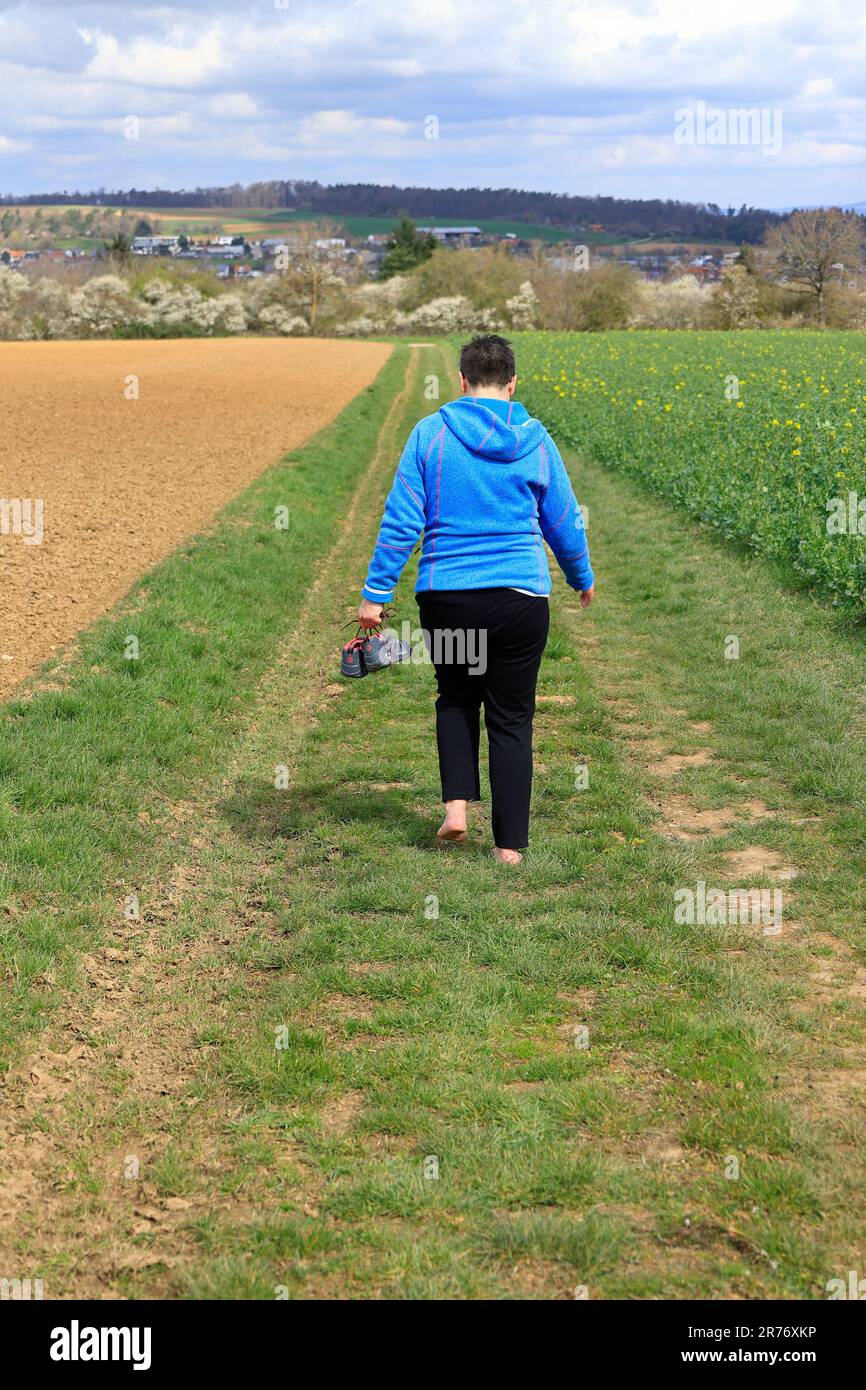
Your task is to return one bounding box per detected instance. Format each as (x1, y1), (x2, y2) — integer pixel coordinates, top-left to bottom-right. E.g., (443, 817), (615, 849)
(1, 180), (783, 243)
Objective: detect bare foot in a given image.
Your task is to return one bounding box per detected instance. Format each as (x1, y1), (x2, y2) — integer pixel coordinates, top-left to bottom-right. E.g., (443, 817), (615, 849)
(492, 847), (523, 865)
(437, 799), (468, 842)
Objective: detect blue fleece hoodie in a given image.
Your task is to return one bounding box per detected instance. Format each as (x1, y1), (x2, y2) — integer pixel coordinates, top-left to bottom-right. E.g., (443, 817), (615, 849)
(361, 396), (594, 602)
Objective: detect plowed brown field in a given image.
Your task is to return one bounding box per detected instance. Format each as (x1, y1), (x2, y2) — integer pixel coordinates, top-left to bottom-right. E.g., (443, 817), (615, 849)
(0, 337), (391, 700)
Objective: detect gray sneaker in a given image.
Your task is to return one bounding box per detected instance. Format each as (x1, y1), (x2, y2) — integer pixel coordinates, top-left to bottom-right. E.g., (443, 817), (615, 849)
(340, 636), (368, 678)
(361, 632), (392, 671)
(383, 634), (410, 664)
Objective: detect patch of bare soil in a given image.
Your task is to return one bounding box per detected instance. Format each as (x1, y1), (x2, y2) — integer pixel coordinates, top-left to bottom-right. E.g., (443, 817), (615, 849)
(657, 796), (775, 841)
(558, 988), (597, 1012)
(0, 338), (390, 700)
(807, 960), (866, 1004)
(647, 748), (714, 776)
(780, 1050), (866, 1122)
(608, 699), (639, 716)
(657, 796), (738, 840)
(315, 993), (378, 1024)
(641, 1133), (689, 1166)
(508, 1258), (578, 1299)
(319, 1091), (365, 1136)
(721, 847), (798, 881)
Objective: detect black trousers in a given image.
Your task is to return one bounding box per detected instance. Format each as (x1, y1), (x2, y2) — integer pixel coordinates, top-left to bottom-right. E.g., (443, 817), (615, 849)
(416, 588), (550, 850)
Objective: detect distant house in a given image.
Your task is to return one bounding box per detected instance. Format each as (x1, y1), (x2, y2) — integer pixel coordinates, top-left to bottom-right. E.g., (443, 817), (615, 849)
(132, 235), (180, 256)
(681, 264), (718, 284)
(418, 226), (484, 247)
(204, 243), (244, 258)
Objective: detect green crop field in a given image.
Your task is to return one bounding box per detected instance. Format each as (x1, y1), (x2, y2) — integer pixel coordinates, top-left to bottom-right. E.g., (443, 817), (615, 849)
(517, 330), (866, 609)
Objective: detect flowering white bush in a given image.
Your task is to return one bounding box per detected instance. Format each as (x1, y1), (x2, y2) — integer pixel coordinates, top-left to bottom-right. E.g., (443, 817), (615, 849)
(244, 278), (312, 332)
(257, 303), (309, 335)
(31, 277), (76, 337)
(350, 276), (407, 315)
(0, 267), (33, 338)
(213, 293), (248, 334)
(632, 275), (708, 329)
(137, 279), (210, 329)
(0, 266), (27, 311)
(334, 315), (384, 337)
(706, 266), (762, 329)
(67, 274), (136, 336)
(505, 280), (539, 329)
(394, 295), (502, 334)
(332, 277), (407, 334)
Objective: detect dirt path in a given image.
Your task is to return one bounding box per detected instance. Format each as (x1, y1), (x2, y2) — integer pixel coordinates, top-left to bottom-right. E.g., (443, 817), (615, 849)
(0, 338), (390, 701)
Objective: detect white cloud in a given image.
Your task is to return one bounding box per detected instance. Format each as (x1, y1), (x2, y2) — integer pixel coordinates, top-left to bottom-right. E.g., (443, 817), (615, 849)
(803, 78), (835, 99)
(78, 26), (230, 89)
(597, 135), (681, 169)
(208, 92), (258, 120)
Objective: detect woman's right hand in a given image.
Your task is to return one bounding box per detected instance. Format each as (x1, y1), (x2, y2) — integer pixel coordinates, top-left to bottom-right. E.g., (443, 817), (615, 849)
(579, 585), (595, 609)
(357, 599), (386, 629)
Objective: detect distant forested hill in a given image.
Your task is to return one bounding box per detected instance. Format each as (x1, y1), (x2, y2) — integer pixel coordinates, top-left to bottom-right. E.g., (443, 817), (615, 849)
(2, 179), (781, 243)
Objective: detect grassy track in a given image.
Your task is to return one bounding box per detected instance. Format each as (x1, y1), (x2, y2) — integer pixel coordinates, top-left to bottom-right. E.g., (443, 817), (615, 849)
(1, 341), (865, 1299)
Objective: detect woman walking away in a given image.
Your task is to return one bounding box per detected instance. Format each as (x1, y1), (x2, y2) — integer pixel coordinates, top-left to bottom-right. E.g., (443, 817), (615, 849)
(357, 334), (595, 864)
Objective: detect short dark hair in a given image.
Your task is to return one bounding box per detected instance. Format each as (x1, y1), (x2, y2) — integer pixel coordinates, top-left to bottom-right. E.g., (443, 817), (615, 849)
(459, 333), (516, 387)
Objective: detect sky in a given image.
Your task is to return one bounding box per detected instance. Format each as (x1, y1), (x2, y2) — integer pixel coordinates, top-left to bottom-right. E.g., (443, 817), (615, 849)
(0, 0), (864, 208)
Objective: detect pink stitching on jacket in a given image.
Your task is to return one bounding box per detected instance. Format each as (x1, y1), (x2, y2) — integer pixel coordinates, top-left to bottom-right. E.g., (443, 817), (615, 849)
(397, 472), (423, 509)
(478, 413), (498, 452)
(424, 425), (446, 465)
(427, 429), (445, 588)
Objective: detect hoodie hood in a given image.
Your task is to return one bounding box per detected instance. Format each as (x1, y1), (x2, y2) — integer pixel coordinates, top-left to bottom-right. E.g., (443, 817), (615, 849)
(439, 397), (546, 462)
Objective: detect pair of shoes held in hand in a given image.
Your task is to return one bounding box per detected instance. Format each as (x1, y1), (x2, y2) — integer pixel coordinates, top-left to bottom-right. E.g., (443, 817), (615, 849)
(340, 629), (409, 678)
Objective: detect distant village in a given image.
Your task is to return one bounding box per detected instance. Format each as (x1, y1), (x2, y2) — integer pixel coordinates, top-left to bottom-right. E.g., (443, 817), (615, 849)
(0, 218), (742, 285)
